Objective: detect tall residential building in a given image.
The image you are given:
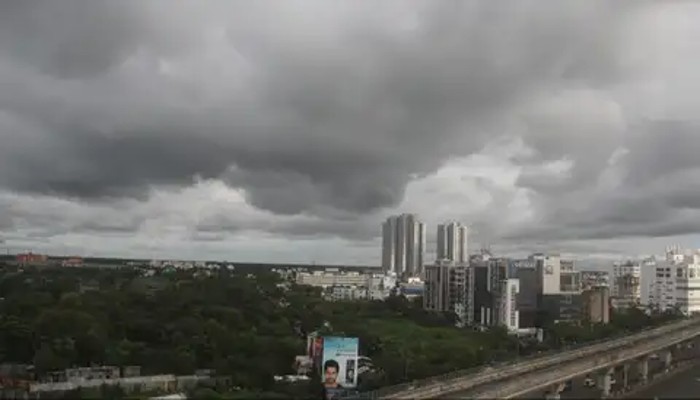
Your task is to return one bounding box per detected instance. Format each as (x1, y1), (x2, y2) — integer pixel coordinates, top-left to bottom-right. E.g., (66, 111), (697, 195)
(436, 222), (468, 263)
(640, 256), (659, 308)
(499, 279), (520, 332)
(423, 260), (473, 327)
(487, 257), (520, 332)
(469, 253), (521, 332)
(582, 286), (610, 324)
(471, 252), (492, 326)
(673, 250), (700, 315)
(381, 214), (425, 277)
(513, 258), (539, 328)
(611, 261), (641, 309)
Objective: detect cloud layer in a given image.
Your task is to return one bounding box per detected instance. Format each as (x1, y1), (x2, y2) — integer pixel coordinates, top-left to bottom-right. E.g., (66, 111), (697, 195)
(2, 1), (700, 263)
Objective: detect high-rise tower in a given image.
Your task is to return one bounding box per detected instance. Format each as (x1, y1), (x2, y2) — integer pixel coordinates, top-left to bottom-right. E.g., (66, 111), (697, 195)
(381, 214), (425, 277)
(436, 222), (467, 263)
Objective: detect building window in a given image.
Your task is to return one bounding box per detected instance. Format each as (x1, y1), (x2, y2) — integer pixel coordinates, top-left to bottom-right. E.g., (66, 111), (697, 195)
(678, 268), (684, 278)
(691, 268), (697, 279)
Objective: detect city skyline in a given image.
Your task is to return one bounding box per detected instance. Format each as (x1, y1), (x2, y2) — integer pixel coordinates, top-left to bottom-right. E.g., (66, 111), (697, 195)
(2, 2), (700, 264)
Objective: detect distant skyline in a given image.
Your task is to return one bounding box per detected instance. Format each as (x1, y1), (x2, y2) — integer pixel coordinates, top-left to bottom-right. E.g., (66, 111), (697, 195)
(2, 1), (700, 264)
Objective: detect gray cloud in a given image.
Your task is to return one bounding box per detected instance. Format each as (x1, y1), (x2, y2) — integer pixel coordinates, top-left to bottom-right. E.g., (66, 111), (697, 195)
(0, 0), (632, 216)
(2, 1), (700, 261)
(509, 121), (700, 244)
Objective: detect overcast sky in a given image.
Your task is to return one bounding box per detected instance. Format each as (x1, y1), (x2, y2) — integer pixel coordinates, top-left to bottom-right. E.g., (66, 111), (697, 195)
(2, 1), (700, 264)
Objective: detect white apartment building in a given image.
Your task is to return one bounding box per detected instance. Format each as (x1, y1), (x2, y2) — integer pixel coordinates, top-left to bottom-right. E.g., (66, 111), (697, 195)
(326, 286), (369, 301)
(296, 271), (368, 287)
(674, 251), (700, 315)
(647, 246), (700, 315)
(296, 270), (397, 301)
(496, 279), (520, 332)
(640, 256), (663, 308)
(436, 222), (468, 263)
(366, 273), (398, 300)
(530, 253), (561, 294)
(647, 258), (675, 312)
(611, 261), (641, 309)
(381, 214), (426, 277)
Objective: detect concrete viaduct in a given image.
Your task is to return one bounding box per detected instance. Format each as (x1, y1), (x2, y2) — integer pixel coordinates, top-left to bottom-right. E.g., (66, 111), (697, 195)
(353, 317), (700, 399)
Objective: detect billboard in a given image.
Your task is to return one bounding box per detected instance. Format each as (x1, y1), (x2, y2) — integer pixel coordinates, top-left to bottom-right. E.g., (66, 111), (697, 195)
(307, 334), (324, 371)
(509, 259), (535, 270)
(321, 336), (359, 392)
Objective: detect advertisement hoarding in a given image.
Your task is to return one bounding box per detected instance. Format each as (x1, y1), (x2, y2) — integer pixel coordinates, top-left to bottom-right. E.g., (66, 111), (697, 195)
(321, 336), (359, 393)
(509, 259), (535, 270)
(307, 334), (324, 371)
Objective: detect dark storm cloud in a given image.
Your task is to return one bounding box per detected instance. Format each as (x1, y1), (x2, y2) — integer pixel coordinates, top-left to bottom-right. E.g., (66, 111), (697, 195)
(0, 1), (148, 79)
(0, 0), (633, 216)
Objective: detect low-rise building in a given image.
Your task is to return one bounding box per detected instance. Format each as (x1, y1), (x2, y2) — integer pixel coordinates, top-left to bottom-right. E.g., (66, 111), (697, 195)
(296, 271), (368, 287)
(16, 253), (48, 266)
(398, 279), (424, 298)
(325, 285), (368, 301)
(297, 270), (396, 301)
(65, 366), (120, 382)
(30, 374), (211, 398)
(61, 257), (84, 267)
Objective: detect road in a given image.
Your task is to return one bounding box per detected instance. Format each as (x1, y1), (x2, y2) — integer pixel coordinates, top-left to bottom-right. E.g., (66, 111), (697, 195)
(482, 357), (669, 399)
(515, 356), (690, 399)
(626, 363), (700, 399)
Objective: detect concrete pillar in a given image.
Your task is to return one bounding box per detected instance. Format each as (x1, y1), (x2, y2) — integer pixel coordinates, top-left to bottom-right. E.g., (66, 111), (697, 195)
(664, 350), (672, 369)
(544, 391), (560, 400)
(638, 357), (649, 384)
(622, 364), (630, 388)
(597, 369), (613, 398)
(544, 383), (566, 400)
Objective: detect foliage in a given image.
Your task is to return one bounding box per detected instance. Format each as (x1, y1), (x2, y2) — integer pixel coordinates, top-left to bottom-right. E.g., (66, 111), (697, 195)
(0, 265), (683, 399)
(0, 266), (512, 397)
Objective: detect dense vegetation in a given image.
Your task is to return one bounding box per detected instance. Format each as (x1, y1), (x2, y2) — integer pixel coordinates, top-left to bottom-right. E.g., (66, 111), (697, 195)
(0, 265), (514, 398)
(0, 263), (684, 399)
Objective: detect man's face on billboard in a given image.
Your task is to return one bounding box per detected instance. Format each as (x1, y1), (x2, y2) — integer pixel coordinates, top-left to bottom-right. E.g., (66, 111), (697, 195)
(324, 366), (338, 384)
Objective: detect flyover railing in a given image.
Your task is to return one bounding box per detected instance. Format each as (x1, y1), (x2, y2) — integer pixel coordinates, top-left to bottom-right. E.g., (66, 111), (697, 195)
(479, 322), (700, 399)
(343, 317), (700, 400)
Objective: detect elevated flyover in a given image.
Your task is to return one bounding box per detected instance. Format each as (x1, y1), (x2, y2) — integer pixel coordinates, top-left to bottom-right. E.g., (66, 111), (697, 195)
(458, 319), (700, 399)
(353, 317), (700, 400)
